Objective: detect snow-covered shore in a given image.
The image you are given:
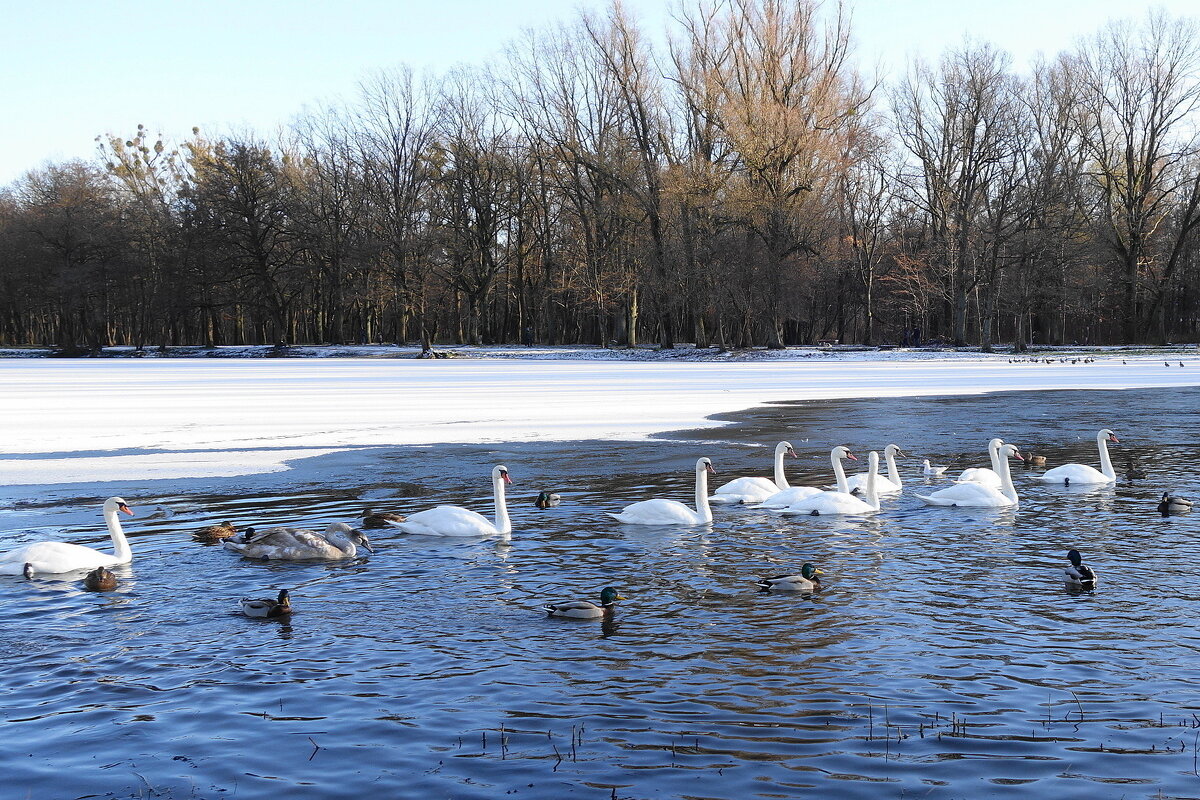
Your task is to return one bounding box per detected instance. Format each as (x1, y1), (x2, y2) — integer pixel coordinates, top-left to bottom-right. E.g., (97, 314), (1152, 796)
(3, 347), (1198, 486)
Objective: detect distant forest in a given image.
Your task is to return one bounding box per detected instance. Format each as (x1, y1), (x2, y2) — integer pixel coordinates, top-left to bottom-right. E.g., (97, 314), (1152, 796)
(3, 0), (1200, 351)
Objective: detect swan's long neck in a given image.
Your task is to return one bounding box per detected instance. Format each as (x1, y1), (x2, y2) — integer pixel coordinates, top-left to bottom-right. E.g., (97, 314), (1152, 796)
(105, 507), (132, 564)
(832, 451), (850, 493)
(493, 475), (512, 536)
(865, 453), (880, 510)
(695, 465), (713, 523)
(885, 448), (902, 487)
(1097, 432), (1116, 480)
(999, 451), (1019, 504)
(773, 445), (790, 489)
(988, 439), (1002, 472)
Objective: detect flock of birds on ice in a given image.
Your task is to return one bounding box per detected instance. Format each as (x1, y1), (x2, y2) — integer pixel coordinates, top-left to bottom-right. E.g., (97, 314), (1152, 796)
(0, 428), (1191, 620)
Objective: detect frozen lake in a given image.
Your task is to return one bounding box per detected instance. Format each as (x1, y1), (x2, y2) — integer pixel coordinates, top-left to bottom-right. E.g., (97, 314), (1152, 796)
(2, 355), (1199, 798)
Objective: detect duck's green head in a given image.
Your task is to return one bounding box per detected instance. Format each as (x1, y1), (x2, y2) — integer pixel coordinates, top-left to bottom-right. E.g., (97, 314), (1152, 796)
(1067, 549), (1083, 567)
(801, 563), (822, 579)
(600, 587), (625, 605)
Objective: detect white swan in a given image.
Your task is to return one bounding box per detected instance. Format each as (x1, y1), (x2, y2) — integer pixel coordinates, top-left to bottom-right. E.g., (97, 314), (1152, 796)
(1033, 429), (1119, 485)
(955, 438), (1004, 488)
(916, 444), (1022, 507)
(224, 522), (373, 560)
(758, 446), (854, 508)
(389, 465), (513, 538)
(609, 457), (715, 525)
(843, 443), (905, 494)
(710, 442), (796, 504)
(1, 497), (135, 576)
(922, 459), (948, 477)
(781, 451), (881, 516)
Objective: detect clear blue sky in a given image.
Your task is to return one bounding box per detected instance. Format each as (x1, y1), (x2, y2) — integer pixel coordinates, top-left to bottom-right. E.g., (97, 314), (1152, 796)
(1, 0), (1193, 186)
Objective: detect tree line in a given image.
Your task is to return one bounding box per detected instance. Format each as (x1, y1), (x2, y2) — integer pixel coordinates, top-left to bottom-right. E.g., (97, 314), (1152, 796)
(2, 0), (1199, 352)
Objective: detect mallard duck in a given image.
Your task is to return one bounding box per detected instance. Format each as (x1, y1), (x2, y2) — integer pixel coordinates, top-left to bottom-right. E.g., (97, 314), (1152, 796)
(1063, 549), (1096, 586)
(543, 587), (624, 618)
(224, 523), (372, 560)
(194, 521), (237, 541)
(535, 491), (561, 509)
(83, 566), (118, 591)
(756, 563), (823, 592)
(1158, 492), (1193, 515)
(241, 589), (292, 618)
(361, 509), (407, 529)
(1124, 459), (1147, 481)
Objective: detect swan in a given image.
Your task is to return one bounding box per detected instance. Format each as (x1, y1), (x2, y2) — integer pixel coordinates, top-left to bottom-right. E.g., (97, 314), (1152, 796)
(843, 443), (905, 494)
(194, 521), (238, 541)
(781, 451), (881, 516)
(1033, 429), (1119, 485)
(83, 566), (118, 591)
(756, 563), (823, 592)
(389, 465), (513, 538)
(758, 446), (854, 508)
(223, 522), (372, 560)
(1, 497), (135, 576)
(1063, 550), (1096, 587)
(361, 509), (407, 529)
(916, 444), (1022, 507)
(922, 459), (948, 477)
(955, 438), (1004, 488)
(241, 589), (292, 618)
(608, 458), (715, 525)
(710, 442), (796, 504)
(543, 587), (624, 618)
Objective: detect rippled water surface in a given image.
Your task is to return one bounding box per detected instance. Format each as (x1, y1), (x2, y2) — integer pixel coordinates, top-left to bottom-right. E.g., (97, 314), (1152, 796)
(3, 388), (1200, 799)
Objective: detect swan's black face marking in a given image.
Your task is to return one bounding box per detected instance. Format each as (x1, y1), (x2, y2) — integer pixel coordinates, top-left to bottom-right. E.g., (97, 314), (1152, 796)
(500, 469), (512, 484)
(786, 446), (798, 458)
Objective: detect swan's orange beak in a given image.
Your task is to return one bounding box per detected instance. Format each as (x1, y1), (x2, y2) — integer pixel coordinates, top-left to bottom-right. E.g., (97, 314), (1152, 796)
(502, 473), (512, 484)
(118, 504), (133, 515)
(1013, 451), (1025, 461)
(706, 463), (716, 474)
(786, 447), (797, 458)
(846, 452), (858, 461)
(1109, 433), (1120, 443)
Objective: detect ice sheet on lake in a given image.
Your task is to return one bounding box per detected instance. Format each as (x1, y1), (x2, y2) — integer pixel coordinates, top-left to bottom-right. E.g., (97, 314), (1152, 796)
(2, 352), (1197, 485)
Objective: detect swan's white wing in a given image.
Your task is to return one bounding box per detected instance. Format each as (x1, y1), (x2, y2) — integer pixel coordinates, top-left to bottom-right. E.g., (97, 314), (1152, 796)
(757, 486), (824, 508)
(781, 491), (875, 516)
(392, 506), (500, 537)
(711, 476), (780, 504)
(1034, 464), (1112, 484)
(956, 468), (1001, 488)
(843, 473), (902, 494)
(608, 499), (703, 525)
(915, 482), (1013, 507)
(0, 542), (121, 575)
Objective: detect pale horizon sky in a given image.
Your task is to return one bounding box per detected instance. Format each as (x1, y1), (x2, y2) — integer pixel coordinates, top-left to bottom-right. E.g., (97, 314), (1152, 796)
(1, 0), (1194, 187)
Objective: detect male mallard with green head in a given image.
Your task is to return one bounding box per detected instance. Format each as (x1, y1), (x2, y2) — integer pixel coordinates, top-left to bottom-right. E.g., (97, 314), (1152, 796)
(756, 563), (823, 592)
(241, 589), (292, 618)
(543, 587), (624, 618)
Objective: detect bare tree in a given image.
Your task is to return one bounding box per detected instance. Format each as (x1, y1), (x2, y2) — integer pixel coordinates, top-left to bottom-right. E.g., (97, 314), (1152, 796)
(1069, 10), (1200, 340)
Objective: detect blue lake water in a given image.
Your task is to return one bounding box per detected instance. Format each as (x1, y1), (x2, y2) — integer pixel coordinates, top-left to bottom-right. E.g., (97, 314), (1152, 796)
(2, 387), (1199, 799)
